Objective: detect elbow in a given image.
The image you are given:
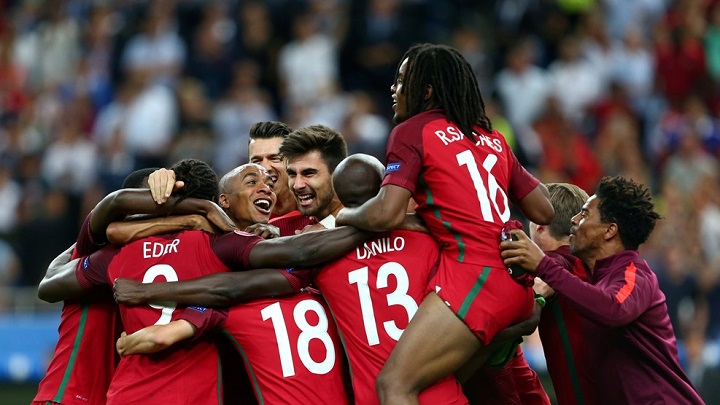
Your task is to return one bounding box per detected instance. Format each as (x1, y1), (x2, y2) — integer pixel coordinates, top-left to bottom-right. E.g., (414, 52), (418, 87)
(37, 283), (60, 303)
(366, 209), (404, 232)
(536, 204), (555, 226)
(106, 223), (128, 245)
(150, 331), (175, 349)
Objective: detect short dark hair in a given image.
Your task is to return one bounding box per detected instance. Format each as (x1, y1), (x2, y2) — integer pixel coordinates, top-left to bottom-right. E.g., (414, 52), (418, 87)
(169, 159), (219, 203)
(399, 43), (492, 144)
(595, 176), (661, 250)
(332, 154), (384, 208)
(279, 125), (348, 173)
(248, 121), (293, 142)
(546, 183), (588, 240)
(122, 168), (159, 188)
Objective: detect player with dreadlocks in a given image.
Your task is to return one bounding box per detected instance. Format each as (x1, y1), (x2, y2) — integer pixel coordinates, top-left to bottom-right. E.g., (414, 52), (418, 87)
(336, 43), (554, 404)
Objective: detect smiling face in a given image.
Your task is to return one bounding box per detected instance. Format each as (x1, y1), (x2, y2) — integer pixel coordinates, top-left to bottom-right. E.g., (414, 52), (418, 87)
(286, 150), (338, 219)
(248, 137), (290, 210)
(219, 164), (277, 229)
(569, 195), (608, 260)
(391, 57), (410, 124)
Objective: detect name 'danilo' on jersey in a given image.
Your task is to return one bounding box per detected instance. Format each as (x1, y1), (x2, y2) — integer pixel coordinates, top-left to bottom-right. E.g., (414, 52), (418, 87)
(356, 236), (405, 260)
(434, 125), (503, 153)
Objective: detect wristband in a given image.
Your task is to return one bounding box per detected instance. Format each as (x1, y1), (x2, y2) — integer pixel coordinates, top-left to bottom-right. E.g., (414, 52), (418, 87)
(534, 292), (546, 308)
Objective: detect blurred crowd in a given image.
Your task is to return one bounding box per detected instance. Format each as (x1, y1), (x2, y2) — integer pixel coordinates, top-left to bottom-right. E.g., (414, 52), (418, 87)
(0, 0), (719, 397)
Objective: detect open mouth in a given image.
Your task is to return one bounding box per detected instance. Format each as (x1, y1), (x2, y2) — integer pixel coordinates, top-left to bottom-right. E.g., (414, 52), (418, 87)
(296, 193), (314, 207)
(253, 198), (272, 214)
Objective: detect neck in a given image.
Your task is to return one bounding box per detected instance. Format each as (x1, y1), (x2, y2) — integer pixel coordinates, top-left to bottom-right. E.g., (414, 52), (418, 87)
(273, 191), (297, 216)
(319, 200), (344, 220)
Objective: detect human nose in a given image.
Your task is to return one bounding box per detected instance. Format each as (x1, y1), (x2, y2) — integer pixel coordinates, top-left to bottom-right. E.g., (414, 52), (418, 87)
(571, 213), (580, 225)
(292, 176), (306, 190)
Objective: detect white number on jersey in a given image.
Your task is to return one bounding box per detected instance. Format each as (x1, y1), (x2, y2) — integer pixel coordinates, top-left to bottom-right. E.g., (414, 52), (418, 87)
(348, 262), (418, 345)
(456, 150), (510, 223)
(141, 264), (179, 325)
(261, 299), (336, 377)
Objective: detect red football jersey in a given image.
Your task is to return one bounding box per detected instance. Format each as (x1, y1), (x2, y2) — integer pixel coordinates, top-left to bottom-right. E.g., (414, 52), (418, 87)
(34, 213), (120, 405)
(539, 247), (598, 405)
(221, 293), (349, 404)
(78, 230), (260, 405)
(314, 230), (467, 405)
(382, 109), (539, 267)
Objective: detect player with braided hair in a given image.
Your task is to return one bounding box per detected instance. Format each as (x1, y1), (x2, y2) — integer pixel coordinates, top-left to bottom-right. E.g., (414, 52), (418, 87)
(335, 43), (554, 404)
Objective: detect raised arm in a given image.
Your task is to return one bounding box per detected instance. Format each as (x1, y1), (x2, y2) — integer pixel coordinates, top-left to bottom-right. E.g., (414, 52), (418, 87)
(90, 190), (235, 245)
(335, 184), (411, 232)
(113, 269), (296, 307)
(106, 215), (219, 245)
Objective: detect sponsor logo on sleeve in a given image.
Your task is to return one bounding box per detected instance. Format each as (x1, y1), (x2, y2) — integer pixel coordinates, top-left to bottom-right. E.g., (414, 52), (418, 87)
(386, 163), (401, 173)
(82, 257), (90, 270)
(188, 306), (207, 312)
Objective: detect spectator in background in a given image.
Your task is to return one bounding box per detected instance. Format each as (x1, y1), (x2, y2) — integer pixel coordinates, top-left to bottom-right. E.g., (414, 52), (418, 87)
(277, 10), (338, 114)
(77, 4), (116, 112)
(13, 1), (80, 91)
(233, 1), (280, 99)
(495, 38), (549, 165)
(661, 124), (719, 196)
(340, 91), (390, 159)
(185, 1), (235, 101)
(121, 1), (185, 88)
(0, 160), (20, 234)
(212, 60), (277, 175)
(653, 21), (708, 109)
(547, 35), (603, 127)
(167, 77), (215, 166)
(116, 68), (177, 170)
(531, 96), (603, 193)
(341, 0), (417, 107)
(40, 119), (97, 197)
(609, 27), (655, 114)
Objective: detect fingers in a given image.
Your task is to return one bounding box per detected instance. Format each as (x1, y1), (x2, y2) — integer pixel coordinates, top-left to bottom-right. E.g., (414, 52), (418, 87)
(148, 169), (177, 204)
(509, 229), (528, 240)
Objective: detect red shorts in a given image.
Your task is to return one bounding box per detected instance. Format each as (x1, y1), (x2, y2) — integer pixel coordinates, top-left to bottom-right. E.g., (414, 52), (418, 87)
(427, 255), (534, 345)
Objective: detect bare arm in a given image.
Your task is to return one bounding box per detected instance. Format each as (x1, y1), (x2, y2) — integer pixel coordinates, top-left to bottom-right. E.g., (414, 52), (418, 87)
(248, 226), (375, 268)
(38, 257), (85, 303)
(40, 244), (75, 282)
(116, 320), (196, 356)
(516, 184), (554, 226)
(90, 190), (235, 244)
(335, 184), (412, 231)
(113, 269), (295, 307)
(106, 215), (218, 245)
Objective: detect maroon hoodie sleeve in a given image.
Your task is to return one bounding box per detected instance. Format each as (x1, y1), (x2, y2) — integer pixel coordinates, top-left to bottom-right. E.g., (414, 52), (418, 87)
(536, 256), (653, 327)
